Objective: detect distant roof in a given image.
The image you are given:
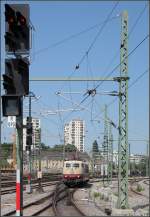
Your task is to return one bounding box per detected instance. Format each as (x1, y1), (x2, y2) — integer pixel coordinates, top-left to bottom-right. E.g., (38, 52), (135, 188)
(41, 150), (90, 161)
(64, 160), (88, 163)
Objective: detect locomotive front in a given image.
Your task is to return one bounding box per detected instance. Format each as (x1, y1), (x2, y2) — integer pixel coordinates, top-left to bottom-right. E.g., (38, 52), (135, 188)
(63, 160), (89, 185)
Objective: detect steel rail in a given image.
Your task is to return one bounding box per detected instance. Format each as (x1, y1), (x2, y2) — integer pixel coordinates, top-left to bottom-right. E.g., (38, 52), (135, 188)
(130, 178), (149, 199)
(70, 189), (86, 216)
(3, 191), (55, 216)
(1, 181), (58, 195)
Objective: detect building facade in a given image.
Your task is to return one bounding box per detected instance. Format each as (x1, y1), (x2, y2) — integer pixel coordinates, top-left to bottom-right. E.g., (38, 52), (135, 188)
(64, 119), (85, 152)
(130, 154), (146, 164)
(112, 150), (146, 165)
(64, 123), (72, 145)
(23, 117), (41, 151)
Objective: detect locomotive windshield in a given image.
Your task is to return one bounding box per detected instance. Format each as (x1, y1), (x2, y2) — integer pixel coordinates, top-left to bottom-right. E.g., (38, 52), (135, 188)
(65, 162), (80, 168)
(72, 163), (79, 168)
(66, 163), (71, 167)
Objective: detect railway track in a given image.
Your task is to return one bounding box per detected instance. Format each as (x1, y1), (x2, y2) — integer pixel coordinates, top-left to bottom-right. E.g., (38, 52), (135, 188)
(52, 183), (86, 216)
(90, 176), (149, 184)
(69, 189), (86, 216)
(1, 181), (58, 195)
(129, 178), (149, 213)
(52, 182), (68, 216)
(132, 203), (149, 212)
(2, 176), (149, 216)
(2, 182), (86, 216)
(130, 178), (149, 199)
(2, 182), (58, 216)
(143, 180), (149, 185)
(1, 174), (62, 188)
(4, 192), (54, 216)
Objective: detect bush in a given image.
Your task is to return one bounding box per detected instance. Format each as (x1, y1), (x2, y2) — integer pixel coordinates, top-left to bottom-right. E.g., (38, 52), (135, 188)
(136, 184), (144, 192)
(93, 192), (100, 198)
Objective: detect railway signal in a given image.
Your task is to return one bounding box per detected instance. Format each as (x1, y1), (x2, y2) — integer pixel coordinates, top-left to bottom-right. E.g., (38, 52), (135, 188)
(3, 58), (29, 96)
(2, 4), (30, 117)
(26, 117), (32, 151)
(2, 58), (29, 117)
(2, 4), (30, 216)
(5, 4), (17, 50)
(2, 95), (22, 116)
(3, 61), (16, 94)
(5, 4), (30, 53)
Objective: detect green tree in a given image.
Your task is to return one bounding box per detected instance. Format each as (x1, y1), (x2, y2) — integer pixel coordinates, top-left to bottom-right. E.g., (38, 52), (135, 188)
(40, 143), (78, 153)
(41, 143), (50, 150)
(0, 143), (13, 167)
(65, 144), (76, 152)
(52, 144), (64, 151)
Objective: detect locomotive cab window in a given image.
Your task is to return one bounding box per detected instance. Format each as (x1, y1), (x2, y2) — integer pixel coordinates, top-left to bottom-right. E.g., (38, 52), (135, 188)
(73, 163), (79, 168)
(66, 163), (71, 168)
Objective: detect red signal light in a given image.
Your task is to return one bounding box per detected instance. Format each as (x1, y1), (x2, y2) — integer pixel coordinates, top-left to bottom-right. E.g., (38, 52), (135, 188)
(16, 11), (26, 25)
(9, 17), (14, 23)
(20, 17), (26, 25)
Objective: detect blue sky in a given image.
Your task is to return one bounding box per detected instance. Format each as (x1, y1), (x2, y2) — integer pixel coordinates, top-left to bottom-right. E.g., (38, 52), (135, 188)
(1, 0), (149, 155)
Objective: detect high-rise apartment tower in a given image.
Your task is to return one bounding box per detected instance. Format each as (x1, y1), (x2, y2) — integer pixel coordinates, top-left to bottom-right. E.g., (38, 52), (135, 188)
(64, 119), (85, 152)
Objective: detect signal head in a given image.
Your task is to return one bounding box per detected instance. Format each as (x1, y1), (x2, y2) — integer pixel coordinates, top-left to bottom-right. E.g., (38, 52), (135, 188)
(5, 4), (16, 23)
(16, 11), (27, 25)
(5, 4), (30, 54)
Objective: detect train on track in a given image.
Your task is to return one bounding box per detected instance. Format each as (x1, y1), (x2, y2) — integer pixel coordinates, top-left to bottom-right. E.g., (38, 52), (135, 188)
(63, 160), (89, 186)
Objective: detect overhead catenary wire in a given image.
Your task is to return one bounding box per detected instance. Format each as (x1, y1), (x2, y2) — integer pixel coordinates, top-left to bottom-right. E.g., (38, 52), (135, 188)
(33, 98), (61, 127)
(92, 67), (149, 120)
(59, 34), (149, 121)
(95, 68), (149, 139)
(83, 34), (149, 99)
(57, 94), (65, 144)
(28, 35), (148, 149)
(4, 96), (62, 145)
(30, 4), (148, 148)
(128, 68), (149, 89)
(76, 1), (120, 67)
(77, 3), (119, 71)
(79, 4), (149, 124)
(86, 54), (90, 90)
(91, 2), (148, 90)
(94, 34), (149, 90)
(57, 92), (101, 141)
(90, 97), (95, 122)
(86, 53), (95, 90)
(58, 2), (120, 92)
(58, 93), (91, 120)
(57, 92), (115, 126)
(33, 14), (120, 57)
(33, 105), (64, 145)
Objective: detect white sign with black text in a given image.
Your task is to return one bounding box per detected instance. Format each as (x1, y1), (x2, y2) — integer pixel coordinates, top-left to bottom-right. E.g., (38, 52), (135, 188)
(7, 116), (16, 128)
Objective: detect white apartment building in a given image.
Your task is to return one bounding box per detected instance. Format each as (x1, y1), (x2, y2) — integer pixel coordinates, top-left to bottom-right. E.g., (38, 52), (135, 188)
(64, 123), (72, 145)
(23, 117), (41, 151)
(130, 154), (146, 164)
(64, 119), (85, 152)
(112, 150), (146, 165)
